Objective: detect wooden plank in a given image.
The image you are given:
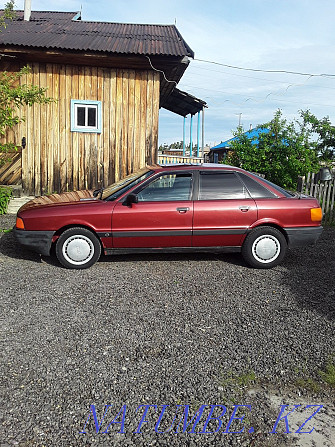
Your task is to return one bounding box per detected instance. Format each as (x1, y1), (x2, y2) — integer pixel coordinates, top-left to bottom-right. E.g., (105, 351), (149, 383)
(145, 70), (154, 165)
(84, 66), (92, 189)
(32, 63), (41, 195)
(0, 153), (21, 184)
(78, 66), (86, 190)
(121, 70), (129, 178)
(133, 71), (142, 172)
(65, 65), (73, 191)
(151, 72), (160, 165)
(19, 68), (29, 192)
(102, 68), (110, 187)
(45, 63), (54, 194)
(96, 67), (104, 187)
(39, 64), (48, 195)
(71, 65), (79, 190)
(59, 64), (67, 192)
(52, 64), (60, 193)
(26, 65), (35, 194)
(324, 181), (333, 224)
(140, 71), (148, 168)
(128, 70), (135, 174)
(109, 69), (117, 184)
(115, 70), (123, 181)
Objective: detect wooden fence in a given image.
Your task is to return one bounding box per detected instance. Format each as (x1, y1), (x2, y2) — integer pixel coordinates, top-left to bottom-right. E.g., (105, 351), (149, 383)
(0, 150), (22, 185)
(158, 154), (203, 165)
(298, 172), (335, 224)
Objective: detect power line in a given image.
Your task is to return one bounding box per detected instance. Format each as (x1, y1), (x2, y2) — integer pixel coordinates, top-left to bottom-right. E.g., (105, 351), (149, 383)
(193, 58), (335, 78)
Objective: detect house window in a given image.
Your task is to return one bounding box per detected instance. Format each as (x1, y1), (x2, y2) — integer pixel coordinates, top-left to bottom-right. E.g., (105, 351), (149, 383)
(71, 100), (102, 133)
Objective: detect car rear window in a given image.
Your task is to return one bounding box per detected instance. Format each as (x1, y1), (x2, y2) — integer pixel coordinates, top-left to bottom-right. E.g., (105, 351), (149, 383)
(250, 174), (295, 197)
(237, 173), (277, 198)
(199, 172), (249, 200)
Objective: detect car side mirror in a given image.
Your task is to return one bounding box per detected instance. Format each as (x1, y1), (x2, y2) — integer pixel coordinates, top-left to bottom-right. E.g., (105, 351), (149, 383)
(123, 193), (138, 207)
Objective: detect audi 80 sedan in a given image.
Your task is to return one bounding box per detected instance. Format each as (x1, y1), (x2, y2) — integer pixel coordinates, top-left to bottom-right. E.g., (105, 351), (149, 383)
(14, 164), (323, 269)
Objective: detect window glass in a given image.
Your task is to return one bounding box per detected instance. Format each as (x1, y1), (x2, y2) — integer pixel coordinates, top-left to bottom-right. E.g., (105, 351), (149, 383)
(137, 173), (192, 202)
(77, 107), (86, 126)
(238, 173), (277, 198)
(199, 172), (248, 200)
(103, 169), (153, 201)
(251, 174), (295, 197)
(88, 107), (97, 127)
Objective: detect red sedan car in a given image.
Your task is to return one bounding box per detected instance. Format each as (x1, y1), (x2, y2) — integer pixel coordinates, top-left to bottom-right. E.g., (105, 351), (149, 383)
(14, 164), (323, 269)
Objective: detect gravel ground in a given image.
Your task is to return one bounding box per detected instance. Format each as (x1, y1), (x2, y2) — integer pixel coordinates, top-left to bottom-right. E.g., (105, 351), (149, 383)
(0, 214), (334, 447)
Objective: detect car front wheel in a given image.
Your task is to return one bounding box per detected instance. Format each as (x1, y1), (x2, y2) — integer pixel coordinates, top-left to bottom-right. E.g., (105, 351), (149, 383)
(55, 227), (101, 269)
(241, 226), (287, 268)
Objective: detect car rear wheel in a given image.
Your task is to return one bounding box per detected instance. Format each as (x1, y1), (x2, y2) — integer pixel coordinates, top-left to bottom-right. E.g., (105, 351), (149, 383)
(241, 226), (287, 268)
(55, 227), (101, 269)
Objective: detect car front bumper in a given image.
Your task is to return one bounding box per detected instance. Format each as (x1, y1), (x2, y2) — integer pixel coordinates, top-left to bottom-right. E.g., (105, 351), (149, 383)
(13, 228), (55, 256)
(285, 226), (323, 247)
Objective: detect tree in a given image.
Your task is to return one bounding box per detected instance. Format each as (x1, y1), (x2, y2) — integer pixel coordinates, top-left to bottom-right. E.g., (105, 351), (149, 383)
(0, 2), (52, 164)
(299, 110), (335, 161)
(226, 110), (319, 189)
(0, 0), (15, 28)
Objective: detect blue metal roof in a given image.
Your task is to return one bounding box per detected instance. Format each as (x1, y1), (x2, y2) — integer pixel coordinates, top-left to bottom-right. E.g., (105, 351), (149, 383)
(211, 128), (270, 150)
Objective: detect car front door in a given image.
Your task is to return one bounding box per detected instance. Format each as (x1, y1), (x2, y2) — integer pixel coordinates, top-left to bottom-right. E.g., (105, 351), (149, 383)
(193, 171), (258, 247)
(111, 172), (194, 248)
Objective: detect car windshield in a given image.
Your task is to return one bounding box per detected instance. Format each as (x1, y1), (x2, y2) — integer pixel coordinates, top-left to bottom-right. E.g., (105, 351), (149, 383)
(101, 167), (153, 200)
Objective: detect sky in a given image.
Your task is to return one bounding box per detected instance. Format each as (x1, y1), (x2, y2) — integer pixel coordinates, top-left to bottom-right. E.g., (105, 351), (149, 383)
(3, 0), (335, 147)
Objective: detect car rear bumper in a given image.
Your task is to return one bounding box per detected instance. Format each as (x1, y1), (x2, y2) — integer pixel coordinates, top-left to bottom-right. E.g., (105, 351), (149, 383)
(13, 228), (55, 256)
(285, 226), (323, 247)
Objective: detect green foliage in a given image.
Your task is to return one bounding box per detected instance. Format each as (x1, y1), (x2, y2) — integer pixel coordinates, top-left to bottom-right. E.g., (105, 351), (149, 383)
(0, 1), (16, 29)
(300, 109), (335, 161)
(225, 110), (320, 189)
(319, 356), (335, 388)
(0, 4), (53, 164)
(0, 67), (53, 161)
(0, 186), (12, 214)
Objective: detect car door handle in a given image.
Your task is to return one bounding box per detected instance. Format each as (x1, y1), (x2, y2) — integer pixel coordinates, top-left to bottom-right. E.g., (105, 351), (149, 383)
(239, 206), (250, 212)
(177, 207), (190, 213)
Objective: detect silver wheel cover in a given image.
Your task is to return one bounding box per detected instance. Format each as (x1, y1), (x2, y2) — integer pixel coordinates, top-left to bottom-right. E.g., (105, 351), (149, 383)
(62, 235), (94, 265)
(252, 234), (281, 264)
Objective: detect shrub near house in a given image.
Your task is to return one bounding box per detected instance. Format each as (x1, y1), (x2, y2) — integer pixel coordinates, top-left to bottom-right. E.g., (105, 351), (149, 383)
(226, 110), (320, 190)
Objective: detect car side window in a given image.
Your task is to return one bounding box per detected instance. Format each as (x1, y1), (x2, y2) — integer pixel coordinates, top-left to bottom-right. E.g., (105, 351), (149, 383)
(199, 172), (249, 200)
(137, 173), (192, 202)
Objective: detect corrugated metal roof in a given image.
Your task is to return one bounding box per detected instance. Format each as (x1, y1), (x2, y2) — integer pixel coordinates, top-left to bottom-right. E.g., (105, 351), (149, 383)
(163, 88), (207, 117)
(0, 10), (194, 57)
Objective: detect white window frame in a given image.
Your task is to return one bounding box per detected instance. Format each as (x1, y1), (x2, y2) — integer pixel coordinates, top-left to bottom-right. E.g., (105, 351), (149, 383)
(70, 100), (102, 133)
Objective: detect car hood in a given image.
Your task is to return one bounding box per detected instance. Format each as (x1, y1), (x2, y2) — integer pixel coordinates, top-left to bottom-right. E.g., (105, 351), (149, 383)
(19, 190), (95, 212)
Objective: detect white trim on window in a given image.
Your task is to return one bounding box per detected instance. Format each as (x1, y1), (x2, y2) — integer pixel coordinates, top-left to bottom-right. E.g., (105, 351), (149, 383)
(71, 100), (102, 133)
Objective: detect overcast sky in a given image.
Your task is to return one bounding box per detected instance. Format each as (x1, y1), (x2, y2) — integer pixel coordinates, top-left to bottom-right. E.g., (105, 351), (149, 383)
(4, 0), (335, 147)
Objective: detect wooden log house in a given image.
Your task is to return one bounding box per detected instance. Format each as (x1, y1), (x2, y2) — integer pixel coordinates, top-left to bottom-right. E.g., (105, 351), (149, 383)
(0, 10), (206, 195)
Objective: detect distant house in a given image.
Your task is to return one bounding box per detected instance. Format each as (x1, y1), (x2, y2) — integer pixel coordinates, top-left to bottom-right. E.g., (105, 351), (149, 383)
(0, 9), (206, 195)
(208, 128), (269, 163)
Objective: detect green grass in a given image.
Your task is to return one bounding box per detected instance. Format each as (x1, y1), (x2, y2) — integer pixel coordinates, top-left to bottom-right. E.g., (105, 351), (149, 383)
(319, 357), (335, 387)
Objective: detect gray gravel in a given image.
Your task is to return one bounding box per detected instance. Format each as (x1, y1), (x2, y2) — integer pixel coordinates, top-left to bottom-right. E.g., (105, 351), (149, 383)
(0, 214), (334, 447)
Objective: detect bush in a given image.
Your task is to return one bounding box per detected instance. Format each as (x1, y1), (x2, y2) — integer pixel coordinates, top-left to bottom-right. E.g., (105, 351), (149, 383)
(0, 186), (12, 214)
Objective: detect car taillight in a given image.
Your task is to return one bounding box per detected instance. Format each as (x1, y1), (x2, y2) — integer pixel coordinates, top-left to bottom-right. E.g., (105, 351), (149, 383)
(310, 207), (322, 222)
(16, 217), (25, 229)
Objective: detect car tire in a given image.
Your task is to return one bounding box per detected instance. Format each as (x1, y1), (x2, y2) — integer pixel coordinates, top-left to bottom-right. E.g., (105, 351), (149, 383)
(241, 226), (287, 269)
(55, 227), (101, 269)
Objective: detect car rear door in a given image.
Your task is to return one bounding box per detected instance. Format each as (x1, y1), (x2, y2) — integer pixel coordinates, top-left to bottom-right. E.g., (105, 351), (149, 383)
(193, 171), (257, 247)
(111, 171), (194, 248)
